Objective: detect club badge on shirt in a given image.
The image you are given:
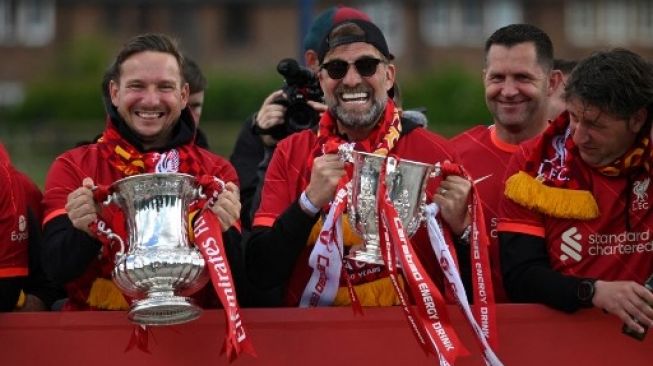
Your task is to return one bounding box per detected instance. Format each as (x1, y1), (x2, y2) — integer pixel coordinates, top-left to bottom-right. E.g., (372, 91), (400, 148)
(632, 177), (650, 211)
(155, 149), (180, 173)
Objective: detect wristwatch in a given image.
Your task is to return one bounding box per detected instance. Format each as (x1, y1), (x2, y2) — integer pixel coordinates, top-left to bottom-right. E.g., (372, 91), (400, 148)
(577, 279), (597, 307)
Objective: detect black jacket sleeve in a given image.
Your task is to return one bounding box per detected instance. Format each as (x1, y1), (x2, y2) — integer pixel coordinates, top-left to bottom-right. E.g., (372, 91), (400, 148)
(221, 226), (248, 304)
(0, 277), (23, 311)
(500, 232), (587, 312)
(453, 237), (473, 301)
(1, 209), (67, 311)
(23, 208), (66, 309)
(41, 215), (101, 285)
(229, 115), (265, 232)
(245, 200), (319, 290)
(248, 145), (275, 225)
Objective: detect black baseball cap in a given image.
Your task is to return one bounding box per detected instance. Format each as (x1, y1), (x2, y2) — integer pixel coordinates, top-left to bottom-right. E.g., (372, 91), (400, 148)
(317, 19), (393, 63)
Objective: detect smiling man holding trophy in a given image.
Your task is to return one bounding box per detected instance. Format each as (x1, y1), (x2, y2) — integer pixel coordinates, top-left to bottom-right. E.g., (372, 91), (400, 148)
(40, 33), (253, 360)
(246, 19), (501, 365)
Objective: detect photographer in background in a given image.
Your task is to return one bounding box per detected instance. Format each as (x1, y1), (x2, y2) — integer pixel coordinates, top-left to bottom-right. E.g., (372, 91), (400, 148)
(229, 6), (371, 234)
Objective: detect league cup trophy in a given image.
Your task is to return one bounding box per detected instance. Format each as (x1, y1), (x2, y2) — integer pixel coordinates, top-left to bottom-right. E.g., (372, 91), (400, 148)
(102, 173), (209, 326)
(341, 147), (435, 264)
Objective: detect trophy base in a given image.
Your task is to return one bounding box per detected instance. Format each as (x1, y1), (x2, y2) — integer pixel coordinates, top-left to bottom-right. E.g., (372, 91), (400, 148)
(346, 248), (386, 265)
(128, 295), (201, 326)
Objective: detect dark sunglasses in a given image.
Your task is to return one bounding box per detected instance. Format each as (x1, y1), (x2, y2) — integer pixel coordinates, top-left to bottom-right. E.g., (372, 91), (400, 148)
(320, 57), (384, 79)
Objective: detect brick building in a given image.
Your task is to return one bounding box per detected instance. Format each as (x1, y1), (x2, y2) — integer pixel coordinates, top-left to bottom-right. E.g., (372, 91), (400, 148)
(2, 0), (653, 106)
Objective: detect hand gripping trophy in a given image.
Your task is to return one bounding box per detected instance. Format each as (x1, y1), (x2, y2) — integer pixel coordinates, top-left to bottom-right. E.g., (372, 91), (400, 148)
(92, 172), (254, 360)
(335, 144), (503, 366)
(93, 172), (210, 325)
(340, 144), (435, 264)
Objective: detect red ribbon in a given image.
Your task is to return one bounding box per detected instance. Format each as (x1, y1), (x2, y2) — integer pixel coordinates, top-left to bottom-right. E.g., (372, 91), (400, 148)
(193, 210), (256, 361)
(426, 162), (501, 365)
(193, 175), (256, 362)
(377, 159), (466, 364)
(124, 325), (154, 353)
(439, 163), (498, 350)
(320, 143), (363, 314)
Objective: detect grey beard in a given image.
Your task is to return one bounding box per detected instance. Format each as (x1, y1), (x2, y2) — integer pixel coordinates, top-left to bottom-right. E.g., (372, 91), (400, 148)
(332, 95), (387, 130)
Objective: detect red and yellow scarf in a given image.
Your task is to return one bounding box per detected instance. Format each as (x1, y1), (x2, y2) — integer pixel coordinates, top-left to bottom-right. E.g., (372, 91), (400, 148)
(97, 124), (204, 177)
(505, 112), (652, 219)
(300, 99), (403, 307)
(308, 98), (402, 181)
(76, 122), (207, 310)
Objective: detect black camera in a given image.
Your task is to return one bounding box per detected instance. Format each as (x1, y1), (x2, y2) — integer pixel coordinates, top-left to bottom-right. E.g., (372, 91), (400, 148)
(260, 58), (323, 140)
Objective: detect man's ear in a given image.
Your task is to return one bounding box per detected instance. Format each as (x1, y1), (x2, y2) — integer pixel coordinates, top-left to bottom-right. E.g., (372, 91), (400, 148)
(109, 79), (119, 107)
(180, 82), (189, 107)
(318, 66), (327, 91)
(385, 63), (396, 94)
(304, 50), (320, 72)
(548, 69), (564, 96)
(629, 106), (649, 134)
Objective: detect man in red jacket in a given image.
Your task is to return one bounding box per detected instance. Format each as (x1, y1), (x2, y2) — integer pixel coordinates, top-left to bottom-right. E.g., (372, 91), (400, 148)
(246, 19), (472, 307)
(0, 144), (64, 311)
(41, 33), (244, 311)
(451, 24), (561, 302)
(499, 49), (653, 335)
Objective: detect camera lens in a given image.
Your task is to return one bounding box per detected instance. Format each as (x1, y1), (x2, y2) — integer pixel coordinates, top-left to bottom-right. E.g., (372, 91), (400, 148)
(286, 103), (319, 133)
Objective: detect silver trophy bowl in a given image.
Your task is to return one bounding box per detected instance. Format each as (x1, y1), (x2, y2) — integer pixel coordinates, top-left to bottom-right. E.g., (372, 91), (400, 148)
(343, 149), (434, 265)
(105, 173), (209, 326)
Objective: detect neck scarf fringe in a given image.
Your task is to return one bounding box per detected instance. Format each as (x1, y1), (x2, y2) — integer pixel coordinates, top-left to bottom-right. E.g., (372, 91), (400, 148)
(505, 112), (599, 219)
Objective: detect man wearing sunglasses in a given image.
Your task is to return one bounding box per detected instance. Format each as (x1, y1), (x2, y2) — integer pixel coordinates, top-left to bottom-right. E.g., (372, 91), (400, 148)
(229, 6), (371, 307)
(246, 19), (472, 307)
(229, 7), (369, 234)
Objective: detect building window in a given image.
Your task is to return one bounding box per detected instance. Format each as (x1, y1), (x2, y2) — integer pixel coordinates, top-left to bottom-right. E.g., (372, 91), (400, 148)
(0, 0), (55, 46)
(636, 0), (653, 45)
(599, 0), (630, 44)
(16, 0), (55, 46)
(0, 0), (18, 44)
(420, 0), (522, 47)
(169, 4), (199, 53)
(359, 0), (405, 57)
(565, 0), (596, 46)
(483, 0), (522, 36)
(565, 0), (653, 47)
(0, 81), (24, 107)
(223, 3), (250, 48)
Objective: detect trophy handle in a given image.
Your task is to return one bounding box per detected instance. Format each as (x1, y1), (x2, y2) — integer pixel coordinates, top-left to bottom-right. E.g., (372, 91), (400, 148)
(386, 156), (398, 174)
(88, 186), (125, 255)
(338, 142), (356, 163)
(101, 192), (118, 207)
(195, 175), (227, 210)
(96, 219), (126, 256)
(195, 186), (207, 201)
(430, 161), (443, 179)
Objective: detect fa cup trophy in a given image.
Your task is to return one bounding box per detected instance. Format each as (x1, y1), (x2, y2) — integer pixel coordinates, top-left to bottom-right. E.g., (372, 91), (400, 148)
(102, 173), (209, 326)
